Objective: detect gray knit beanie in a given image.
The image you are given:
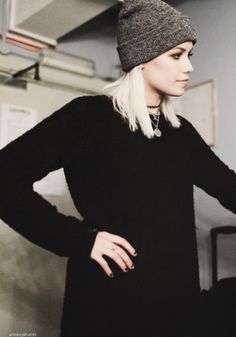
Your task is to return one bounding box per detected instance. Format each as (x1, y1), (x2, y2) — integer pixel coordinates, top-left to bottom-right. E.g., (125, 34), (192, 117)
(117, 0), (197, 72)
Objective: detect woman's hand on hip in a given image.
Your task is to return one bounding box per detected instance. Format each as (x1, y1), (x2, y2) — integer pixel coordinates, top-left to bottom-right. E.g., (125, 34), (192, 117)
(90, 231), (137, 278)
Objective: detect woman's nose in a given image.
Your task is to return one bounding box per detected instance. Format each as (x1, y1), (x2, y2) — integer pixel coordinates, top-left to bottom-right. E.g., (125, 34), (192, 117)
(183, 59), (194, 73)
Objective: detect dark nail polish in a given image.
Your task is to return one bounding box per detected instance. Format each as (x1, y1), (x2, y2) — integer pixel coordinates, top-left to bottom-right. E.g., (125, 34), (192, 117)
(133, 251), (137, 256)
(125, 267), (128, 272)
(110, 273), (114, 278)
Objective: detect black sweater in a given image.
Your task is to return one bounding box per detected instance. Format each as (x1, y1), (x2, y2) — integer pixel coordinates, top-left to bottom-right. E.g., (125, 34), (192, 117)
(0, 94), (236, 337)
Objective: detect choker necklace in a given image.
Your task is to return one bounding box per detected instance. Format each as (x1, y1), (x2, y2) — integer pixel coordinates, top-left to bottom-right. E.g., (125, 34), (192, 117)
(148, 105), (161, 116)
(147, 104), (160, 109)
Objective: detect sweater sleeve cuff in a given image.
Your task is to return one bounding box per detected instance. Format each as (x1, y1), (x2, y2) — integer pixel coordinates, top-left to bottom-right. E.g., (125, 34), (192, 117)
(83, 225), (99, 258)
(67, 217), (99, 259)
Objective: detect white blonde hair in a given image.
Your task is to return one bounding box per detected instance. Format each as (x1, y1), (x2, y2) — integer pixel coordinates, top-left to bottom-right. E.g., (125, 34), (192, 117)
(102, 65), (181, 139)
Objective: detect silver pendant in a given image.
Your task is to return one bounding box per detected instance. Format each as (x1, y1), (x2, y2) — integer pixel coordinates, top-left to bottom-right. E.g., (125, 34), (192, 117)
(154, 128), (162, 137)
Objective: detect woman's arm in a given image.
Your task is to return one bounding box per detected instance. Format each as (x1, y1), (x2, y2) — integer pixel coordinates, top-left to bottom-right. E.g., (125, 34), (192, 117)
(183, 117), (236, 213)
(0, 96), (98, 258)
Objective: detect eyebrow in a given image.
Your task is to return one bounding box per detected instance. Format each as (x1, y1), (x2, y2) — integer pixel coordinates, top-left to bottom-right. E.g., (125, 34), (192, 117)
(172, 47), (194, 52)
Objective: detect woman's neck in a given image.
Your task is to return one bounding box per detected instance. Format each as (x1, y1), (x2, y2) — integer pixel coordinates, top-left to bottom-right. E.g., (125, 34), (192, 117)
(145, 91), (162, 107)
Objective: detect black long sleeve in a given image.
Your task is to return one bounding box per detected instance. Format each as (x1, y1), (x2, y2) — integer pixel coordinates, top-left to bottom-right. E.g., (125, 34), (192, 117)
(182, 117), (236, 213)
(0, 96), (98, 258)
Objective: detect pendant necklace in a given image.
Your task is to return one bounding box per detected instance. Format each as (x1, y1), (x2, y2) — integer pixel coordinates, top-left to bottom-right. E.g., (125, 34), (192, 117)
(150, 113), (162, 137)
(147, 105), (162, 137)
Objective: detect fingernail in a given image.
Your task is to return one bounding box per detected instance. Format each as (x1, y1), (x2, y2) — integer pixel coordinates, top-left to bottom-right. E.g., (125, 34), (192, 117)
(110, 273), (114, 278)
(133, 251), (137, 256)
(125, 267), (129, 272)
(130, 264), (135, 269)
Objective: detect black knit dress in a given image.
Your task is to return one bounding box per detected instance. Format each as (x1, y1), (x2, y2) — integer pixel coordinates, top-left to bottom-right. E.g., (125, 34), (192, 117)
(0, 95), (235, 337)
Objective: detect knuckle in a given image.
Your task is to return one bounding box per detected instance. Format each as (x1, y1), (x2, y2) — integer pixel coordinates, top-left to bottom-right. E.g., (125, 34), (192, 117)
(120, 250), (129, 260)
(100, 260), (108, 267)
(118, 248), (125, 257)
(118, 259), (126, 269)
(115, 246), (122, 254)
(96, 257), (102, 264)
(120, 237), (127, 244)
(110, 251), (116, 258)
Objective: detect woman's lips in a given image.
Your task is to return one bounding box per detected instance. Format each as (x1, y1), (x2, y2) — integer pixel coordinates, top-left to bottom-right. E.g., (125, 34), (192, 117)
(176, 80), (189, 86)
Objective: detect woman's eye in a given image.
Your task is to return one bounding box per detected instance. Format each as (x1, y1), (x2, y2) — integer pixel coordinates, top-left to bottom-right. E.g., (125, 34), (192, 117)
(172, 52), (194, 60)
(172, 54), (181, 60)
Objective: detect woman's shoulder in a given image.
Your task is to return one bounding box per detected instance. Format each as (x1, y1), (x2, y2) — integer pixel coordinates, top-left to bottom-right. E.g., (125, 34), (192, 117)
(176, 114), (191, 127)
(66, 94), (112, 117)
(71, 94), (112, 109)
(55, 94), (113, 126)
(176, 114), (197, 134)
(175, 114), (206, 145)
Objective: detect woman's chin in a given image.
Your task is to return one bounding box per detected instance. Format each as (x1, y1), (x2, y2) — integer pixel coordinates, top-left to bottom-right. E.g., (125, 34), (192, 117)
(168, 89), (186, 97)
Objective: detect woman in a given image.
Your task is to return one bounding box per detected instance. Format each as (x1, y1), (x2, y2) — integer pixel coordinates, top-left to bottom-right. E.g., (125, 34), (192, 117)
(0, 1), (235, 337)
